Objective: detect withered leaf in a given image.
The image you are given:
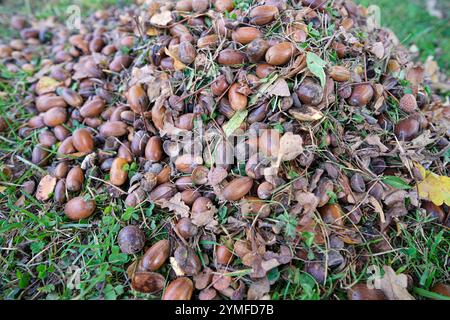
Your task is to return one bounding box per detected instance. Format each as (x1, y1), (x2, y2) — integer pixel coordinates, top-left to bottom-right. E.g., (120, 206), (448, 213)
(36, 175), (57, 201)
(377, 266), (415, 300)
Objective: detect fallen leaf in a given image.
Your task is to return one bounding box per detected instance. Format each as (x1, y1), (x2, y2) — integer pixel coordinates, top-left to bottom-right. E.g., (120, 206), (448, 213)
(415, 163), (450, 206)
(36, 175), (57, 201)
(164, 47), (186, 71)
(370, 42), (385, 59)
(377, 266), (415, 300)
(289, 107), (324, 121)
(159, 193), (190, 217)
(247, 277), (271, 300)
(150, 10), (172, 26)
(277, 132), (303, 162)
(267, 78), (291, 97)
(306, 52), (326, 87)
(35, 76), (61, 95)
(222, 110), (248, 137)
(170, 257), (185, 276)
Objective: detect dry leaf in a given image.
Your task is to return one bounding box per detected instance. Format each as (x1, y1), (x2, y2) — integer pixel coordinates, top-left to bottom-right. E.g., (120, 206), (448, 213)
(267, 78), (291, 97)
(170, 257), (185, 276)
(377, 266), (415, 300)
(164, 47), (186, 71)
(150, 10), (172, 26)
(370, 42), (385, 59)
(277, 132), (303, 162)
(289, 107), (324, 121)
(159, 192), (190, 217)
(36, 175), (57, 201)
(35, 76), (61, 95)
(415, 163), (450, 206)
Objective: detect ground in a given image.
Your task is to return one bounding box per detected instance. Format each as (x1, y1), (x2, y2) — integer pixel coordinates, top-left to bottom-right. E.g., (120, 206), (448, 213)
(0, 0), (448, 300)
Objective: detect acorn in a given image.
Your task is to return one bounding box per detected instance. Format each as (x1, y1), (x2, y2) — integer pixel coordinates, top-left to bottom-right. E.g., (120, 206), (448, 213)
(31, 145), (49, 166)
(59, 88), (83, 107)
(127, 84), (148, 114)
(394, 117), (420, 141)
(215, 0), (234, 12)
(265, 42), (295, 66)
(43, 107), (67, 127)
(139, 239), (170, 271)
(162, 277), (194, 300)
(296, 78), (323, 105)
(249, 5), (279, 25)
(319, 203), (344, 226)
(176, 218), (198, 239)
(211, 75), (229, 96)
(255, 64), (275, 79)
(53, 162), (69, 179)
(99, 121), (128, 137)
(149, 182), (177, 201)
(72, 128), (94, 153)
(217, 49), (246, 66)
(178, 41), (197, 64)
(222, 177), (253, 201)
(145, 136), (163, 162)
(422, 201), (445, 223)
(399, 94), (418, 113)
(131, 271), (165, 294)
(192, 0), (209, 12)
(347, 283), (387, 300)
(110, 157), (128, 186)
(329, 66), (351, 82)
(431, 283), (450, 298)
(54, 180), (66, 204)
(64, 197), (96, 220)
(216, 245), (233, 265)
(232, 27), (262, 45)
(66, 166), (84, 192)
(228, 83), (248, 111)
(80, 97), (105, 117)
(175, 154), (203, 173)
(247, 38), (270, 63)
(257, 181), (274, 199)
(349, 84), (374, 106)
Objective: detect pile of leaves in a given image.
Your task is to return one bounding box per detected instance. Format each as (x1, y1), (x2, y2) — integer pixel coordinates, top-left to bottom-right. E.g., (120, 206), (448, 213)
(0, 0), (449, 300)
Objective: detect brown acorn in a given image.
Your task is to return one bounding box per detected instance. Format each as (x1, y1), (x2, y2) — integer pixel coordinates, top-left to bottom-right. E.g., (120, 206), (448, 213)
(66, 166), (84, 192)
(127, 84), (148, 113)
(222, 177), (253, 201)
(139, 239), (170, 271)
(110, 157), (128, 186)
(249, 5), (279, 25)
(349, 84), (374, 106)
(64, 197), (96, 220)
(217, 49), (246, 66)
(228, 83), (248, 111)
(72, 128), (94, 153)
(162, 277), (194, 300)
(394, 117), (420, 141)
(232, 27), (262, 45)
(265, 42), (295, 65)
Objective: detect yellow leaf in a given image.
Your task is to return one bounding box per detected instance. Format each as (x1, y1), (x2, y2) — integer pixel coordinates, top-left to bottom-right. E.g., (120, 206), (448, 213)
(415, 163), (450, 206)
(35, 76), (61, 95)
(164, 47), (186, 71)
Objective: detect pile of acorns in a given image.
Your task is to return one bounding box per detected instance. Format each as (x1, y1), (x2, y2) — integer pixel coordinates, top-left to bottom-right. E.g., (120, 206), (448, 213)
(1, 0), (448, 300)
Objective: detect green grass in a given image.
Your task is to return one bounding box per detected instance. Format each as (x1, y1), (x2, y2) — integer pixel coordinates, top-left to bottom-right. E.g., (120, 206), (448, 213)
(355, 0), (450, 75)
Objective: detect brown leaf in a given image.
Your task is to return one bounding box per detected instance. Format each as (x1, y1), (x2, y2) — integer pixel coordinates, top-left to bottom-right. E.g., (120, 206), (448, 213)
(377, 266), (415, 300)
(150, 10), (173, 26)
(159, 192), (190, 218)
(267, 78), (291, 97)
(36, 175), (57, 201)
(289, 107), (324, 121)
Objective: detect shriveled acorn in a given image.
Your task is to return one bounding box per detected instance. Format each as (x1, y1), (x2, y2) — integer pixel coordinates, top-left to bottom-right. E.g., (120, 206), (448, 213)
(118, 225), (146, 254)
